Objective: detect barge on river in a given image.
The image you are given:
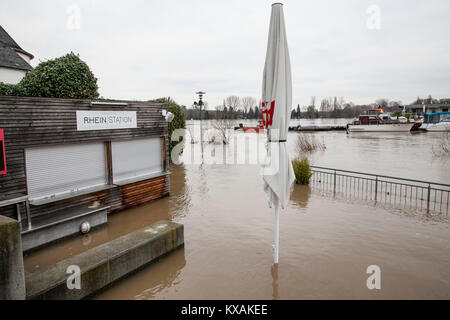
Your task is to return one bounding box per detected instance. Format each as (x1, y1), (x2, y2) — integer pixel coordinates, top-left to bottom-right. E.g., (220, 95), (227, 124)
(347, 109), (420, 132)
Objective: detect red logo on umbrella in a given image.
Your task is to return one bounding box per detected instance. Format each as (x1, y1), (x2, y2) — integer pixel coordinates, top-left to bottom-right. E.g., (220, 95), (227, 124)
(261, 101), (275, 128)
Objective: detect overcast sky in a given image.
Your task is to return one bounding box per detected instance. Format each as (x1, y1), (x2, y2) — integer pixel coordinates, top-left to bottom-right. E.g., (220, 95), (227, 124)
(2, 0), (449, 109)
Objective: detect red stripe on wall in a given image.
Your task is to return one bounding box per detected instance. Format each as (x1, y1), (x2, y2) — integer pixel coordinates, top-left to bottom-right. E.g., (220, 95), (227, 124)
(0, 128), (7, 175)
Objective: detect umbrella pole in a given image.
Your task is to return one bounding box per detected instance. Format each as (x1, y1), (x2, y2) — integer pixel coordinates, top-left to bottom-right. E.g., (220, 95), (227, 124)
(273, 198), (280, 264)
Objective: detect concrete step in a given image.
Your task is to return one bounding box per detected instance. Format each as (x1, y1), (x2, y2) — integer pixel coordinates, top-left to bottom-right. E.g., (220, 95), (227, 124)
(25, 220), (184, 300)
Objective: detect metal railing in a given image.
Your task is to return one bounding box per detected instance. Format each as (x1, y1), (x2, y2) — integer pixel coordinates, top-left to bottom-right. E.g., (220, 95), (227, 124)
(310, 166), (450, 214)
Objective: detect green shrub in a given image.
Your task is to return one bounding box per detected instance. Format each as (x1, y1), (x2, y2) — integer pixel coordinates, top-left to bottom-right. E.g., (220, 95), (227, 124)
(149, 97), (186, 156)
(18, 52), (99, 99)
(0, 82), (23, 96)
(292, 156), (313, 185)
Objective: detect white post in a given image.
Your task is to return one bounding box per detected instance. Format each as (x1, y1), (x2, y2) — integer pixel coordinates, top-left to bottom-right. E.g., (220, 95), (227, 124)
(200, 116), (204, 163)
(273, 198), (280, 264)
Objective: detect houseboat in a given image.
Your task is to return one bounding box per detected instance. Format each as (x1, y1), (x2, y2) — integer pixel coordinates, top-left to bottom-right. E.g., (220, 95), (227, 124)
(421, 112), (450, 131)
(347, 109), (419, 132)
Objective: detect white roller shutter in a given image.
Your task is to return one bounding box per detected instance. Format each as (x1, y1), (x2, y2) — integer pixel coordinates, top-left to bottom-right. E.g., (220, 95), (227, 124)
(111, 137), (163, 184)
(25, 142), (107, 201)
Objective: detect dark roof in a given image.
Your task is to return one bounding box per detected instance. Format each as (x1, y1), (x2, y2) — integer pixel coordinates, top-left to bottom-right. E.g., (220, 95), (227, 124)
(0, 25), (33, 71)
(409, 97), (450, 107)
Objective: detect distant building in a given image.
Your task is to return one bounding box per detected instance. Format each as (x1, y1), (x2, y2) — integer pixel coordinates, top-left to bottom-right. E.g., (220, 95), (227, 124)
(0, 25), (33, 84)
(405, 97), (450, 115)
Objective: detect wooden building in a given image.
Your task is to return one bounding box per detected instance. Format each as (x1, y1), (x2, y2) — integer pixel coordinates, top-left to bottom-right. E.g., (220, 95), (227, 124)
(0, 96), (170, 251)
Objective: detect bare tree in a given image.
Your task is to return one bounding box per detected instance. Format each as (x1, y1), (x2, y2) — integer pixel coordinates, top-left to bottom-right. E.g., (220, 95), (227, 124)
(310, 96), (316, 109)
(191, 102), (201, 119)
(388, 100), (402, 108)
(320, 99), (329, 114)
(186, 126), (197, 144)
(305, 105), (317, 119)
(337, 97), (345, 109)
(241, 96), (256, 116)
(224, 95), (241, 111)
(212, 105), (236, 144)
(295, 134), (326, 154)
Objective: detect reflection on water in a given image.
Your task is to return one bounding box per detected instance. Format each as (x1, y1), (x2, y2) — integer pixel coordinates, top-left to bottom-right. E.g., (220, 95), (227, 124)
(24, 120), (450, 299)
(135, 248), (186, 300)
(271, 264), (279, 300)
(97, 247), (186, 300)
(168, 164), (191, 220)
(290, 185), (312, 209)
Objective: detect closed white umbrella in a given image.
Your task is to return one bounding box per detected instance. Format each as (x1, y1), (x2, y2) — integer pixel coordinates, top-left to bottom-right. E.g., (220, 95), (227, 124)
(261, 3), (295, 264)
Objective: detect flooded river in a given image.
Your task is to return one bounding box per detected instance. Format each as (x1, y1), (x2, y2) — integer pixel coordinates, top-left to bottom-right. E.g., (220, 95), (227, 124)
(24, 119), (450, 299)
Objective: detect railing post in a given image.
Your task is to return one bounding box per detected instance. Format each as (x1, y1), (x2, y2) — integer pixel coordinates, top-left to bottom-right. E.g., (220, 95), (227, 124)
(374, 176), (378, 201)
(310, 165), (450, 213)
(333, 170), (337, 194)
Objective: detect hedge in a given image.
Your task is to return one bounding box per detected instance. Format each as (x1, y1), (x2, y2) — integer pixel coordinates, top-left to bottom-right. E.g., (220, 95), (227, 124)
(0, 52), (99, 99)
(149, 97), (186, 156)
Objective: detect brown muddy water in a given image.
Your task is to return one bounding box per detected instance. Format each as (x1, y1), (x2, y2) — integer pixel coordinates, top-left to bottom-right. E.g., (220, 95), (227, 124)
(24, 120), (450, 299)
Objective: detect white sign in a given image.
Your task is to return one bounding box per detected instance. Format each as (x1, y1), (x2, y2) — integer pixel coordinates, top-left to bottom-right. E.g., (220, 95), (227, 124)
(76, 111), (137, 131)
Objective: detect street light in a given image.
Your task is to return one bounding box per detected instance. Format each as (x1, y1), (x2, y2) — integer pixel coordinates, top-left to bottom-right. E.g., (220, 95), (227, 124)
(193, 91), (206, 117)
(193, 91), (206, 163)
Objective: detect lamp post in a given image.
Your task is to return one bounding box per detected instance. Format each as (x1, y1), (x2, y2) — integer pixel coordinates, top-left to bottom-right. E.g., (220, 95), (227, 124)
(193, 91), (206, 163)
(193, 91), (206, 120)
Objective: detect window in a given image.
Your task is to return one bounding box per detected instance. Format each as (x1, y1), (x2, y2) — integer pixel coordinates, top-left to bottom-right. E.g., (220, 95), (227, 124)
(111, 137), (163, 184)
(25, 142), (107, 201)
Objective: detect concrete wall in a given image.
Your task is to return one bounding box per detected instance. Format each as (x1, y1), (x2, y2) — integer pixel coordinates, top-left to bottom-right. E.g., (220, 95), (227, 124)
(0, 215), (25, 300)
(26, 220), (184, 300)
(0, 67), (26, 84)
(21, 206), (108, 252)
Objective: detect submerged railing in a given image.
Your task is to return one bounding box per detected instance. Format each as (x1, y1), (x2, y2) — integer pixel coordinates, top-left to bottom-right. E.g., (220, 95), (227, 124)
(310, 166), (450, 214)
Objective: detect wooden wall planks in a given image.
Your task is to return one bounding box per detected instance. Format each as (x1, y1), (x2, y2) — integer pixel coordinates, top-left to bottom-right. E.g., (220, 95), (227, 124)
(0, 96), (170, 220)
